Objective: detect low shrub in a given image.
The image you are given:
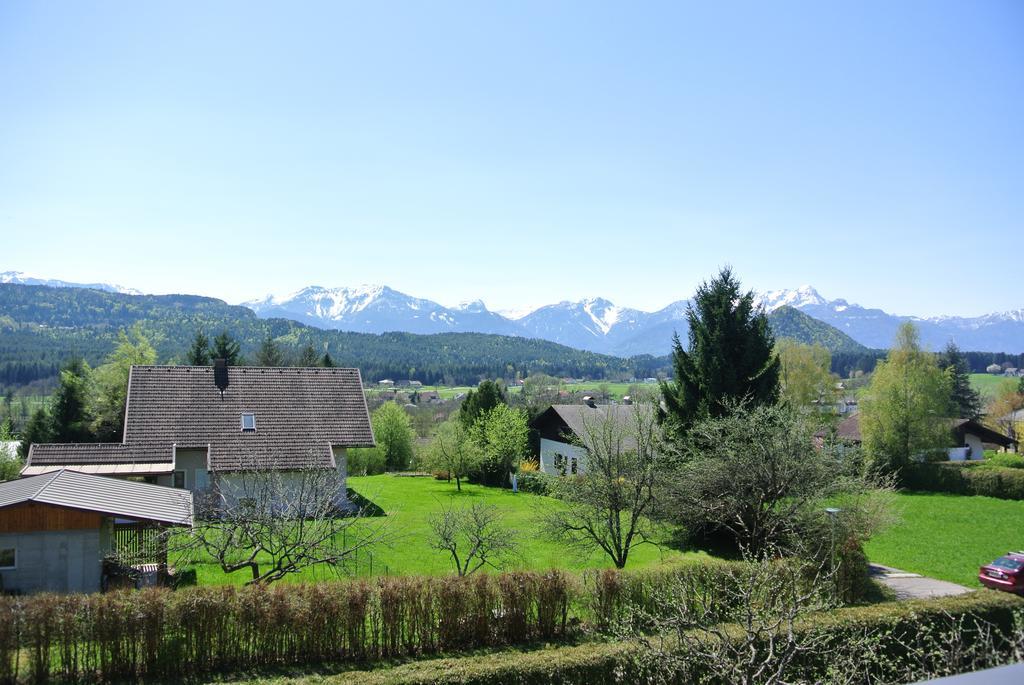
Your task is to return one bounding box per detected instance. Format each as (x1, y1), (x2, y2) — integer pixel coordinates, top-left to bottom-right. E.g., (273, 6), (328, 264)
(516, 471), (555, 496)
(902, 462), (1024, 500)
(979, 453), (1024, 470)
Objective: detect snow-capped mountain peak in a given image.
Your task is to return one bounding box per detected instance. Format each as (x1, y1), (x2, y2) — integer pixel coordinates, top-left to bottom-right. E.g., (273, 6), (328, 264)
(0, 270), (143, 295)
(581, 297), (623, 334)
(754, 285), (827, 312)
(454, 299), (488, 313)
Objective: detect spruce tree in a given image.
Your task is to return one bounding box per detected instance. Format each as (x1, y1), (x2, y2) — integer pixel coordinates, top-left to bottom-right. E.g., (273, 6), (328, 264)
(51, 358), (93, 443)
(458, 380), (507, 428)
(659, 267), (780, 435)
(18, 407), (53, 459)
(212, 331), (242, 365)
(321, 352), (335, 368)
(296, 343), (320, 367)
(255, 335), (285, 367)
(186, 331), (211, 365)
(937, 342), (981, 420)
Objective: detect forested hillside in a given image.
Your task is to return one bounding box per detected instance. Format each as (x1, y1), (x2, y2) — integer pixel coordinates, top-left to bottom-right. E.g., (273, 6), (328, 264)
(0, 284), (662, 388)
(9, 283), (1011, 391)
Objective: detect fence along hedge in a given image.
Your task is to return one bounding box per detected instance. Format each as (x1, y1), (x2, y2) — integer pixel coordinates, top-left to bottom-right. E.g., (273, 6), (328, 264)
(0, 560), (754, 684)
(342, 591), (1024, 685)
(903, 462), (1024, 500)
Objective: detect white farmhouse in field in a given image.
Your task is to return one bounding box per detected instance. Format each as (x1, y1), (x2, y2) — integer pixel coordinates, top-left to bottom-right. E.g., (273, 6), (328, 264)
(530, 398), (638, 476)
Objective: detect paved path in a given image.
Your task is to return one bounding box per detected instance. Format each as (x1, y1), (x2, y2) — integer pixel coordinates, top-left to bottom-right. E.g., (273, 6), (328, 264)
(869, 563), (973, 600)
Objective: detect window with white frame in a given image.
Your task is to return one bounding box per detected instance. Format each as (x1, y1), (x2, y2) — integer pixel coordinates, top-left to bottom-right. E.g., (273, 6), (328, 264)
(0, 547), (15, 570)
(241, 413), (256, 431)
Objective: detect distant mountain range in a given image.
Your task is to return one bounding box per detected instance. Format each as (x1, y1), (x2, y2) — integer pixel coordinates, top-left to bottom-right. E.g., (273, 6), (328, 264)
(244, 284), (1024, 355)
(0, 270), (142, 296)
(4, 270), (1022, 355)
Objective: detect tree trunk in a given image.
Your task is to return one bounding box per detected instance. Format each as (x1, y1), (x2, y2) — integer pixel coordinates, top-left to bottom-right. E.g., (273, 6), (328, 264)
(456, 476), (461, 491)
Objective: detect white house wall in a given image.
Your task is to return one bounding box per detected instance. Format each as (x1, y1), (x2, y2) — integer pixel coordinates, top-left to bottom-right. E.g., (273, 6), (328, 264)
(948, 432), (986, 461)
(0, 529), (104, 594)
(538, 438), (588, 476)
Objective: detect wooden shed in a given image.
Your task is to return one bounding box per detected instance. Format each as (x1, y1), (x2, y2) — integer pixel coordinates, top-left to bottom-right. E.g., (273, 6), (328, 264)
(0, 470), (193, 594)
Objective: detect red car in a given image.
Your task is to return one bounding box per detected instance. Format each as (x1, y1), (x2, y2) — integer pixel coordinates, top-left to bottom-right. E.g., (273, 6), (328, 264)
(979, 551), (1024, 594)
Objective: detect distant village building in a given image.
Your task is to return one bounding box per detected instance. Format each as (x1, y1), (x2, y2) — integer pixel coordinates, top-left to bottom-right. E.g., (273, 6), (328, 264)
(832, 414), (1016, 458)
(530, 399), (638, 476)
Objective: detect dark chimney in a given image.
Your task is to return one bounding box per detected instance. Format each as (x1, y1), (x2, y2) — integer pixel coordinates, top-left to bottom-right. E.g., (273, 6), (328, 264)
(582, 395), (597, 408)
(214, 358), (229, 396)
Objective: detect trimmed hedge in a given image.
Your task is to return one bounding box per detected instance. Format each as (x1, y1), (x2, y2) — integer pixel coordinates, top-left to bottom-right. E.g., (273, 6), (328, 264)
(331, 591), (1024, 685)
(903, 462), (1024, 500)
(0, 560), (759, 684)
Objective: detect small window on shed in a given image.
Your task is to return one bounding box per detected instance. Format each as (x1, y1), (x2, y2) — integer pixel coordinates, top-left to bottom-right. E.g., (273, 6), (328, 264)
(241, 413), (256, 432)
(0, 548), (15, 570)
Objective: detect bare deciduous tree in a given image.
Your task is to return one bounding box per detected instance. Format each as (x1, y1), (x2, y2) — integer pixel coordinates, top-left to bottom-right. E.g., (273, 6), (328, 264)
(540, 401), (664, 569)
(429, 501), (518, 576)
(175, 459), (386, 584)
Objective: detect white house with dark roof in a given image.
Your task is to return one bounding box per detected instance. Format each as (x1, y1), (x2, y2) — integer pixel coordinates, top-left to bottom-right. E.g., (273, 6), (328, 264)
(529, 400), (639, 476)
(24, 362), (375, 505)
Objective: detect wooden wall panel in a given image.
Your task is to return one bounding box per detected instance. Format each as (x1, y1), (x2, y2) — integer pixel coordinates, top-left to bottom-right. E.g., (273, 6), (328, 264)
(0, 503), (103, 532)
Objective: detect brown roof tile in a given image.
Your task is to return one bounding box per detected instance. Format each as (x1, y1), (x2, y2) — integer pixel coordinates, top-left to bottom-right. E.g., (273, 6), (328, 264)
(28, 365), (375, 472)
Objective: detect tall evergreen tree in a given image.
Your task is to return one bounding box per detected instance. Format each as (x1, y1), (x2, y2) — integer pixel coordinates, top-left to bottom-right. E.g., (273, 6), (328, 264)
(186, 331), (211, 366)
(321, 351), (335, 368)
(296, 343), (320, 367)
(458, 380), (507, 428)
(212, 331), (242, 365)
(255, 335), (285, 367)
(659, 267), (780, 435)
(51, 358), (93, 443)
(18, 407), (53, 459)
(937, 342), (981, 420)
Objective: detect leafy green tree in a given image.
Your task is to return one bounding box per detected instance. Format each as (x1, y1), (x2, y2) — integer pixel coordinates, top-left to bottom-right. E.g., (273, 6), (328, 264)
(18, 407), (53, 459)
(458, 380), (507, 428)
(660, 267), (780, 437)
(776, 339), (835, 409)
(51, 358), (93, 443)
(937, 342), (982, 420)
(0, 418), (23, 481)
(368, 402), (416, 471)
(424, 418), (482, 491)
(296, 343), (320, 367)
(471, 404), (528, 484)
(185, 331), (211, 365)
(255, 335), (285, 367)
(667, 402), (890, 553)
(90, 326), (157, 441)
(860, 323), (954, 478)
(212, 331), (242, 365)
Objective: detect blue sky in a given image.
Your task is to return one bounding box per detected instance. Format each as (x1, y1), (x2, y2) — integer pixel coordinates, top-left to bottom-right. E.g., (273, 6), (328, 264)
(1, 1), (1021, 316)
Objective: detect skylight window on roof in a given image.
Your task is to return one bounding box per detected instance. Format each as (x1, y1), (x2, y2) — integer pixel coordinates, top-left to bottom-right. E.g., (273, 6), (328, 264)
(241, 413), (256, 432)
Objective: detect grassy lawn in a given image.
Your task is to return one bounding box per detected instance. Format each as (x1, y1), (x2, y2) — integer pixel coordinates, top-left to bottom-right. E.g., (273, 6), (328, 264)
(864, 492), (1024, 588)
(188, 474), (695, 585)
(969, 373), (1015, 400)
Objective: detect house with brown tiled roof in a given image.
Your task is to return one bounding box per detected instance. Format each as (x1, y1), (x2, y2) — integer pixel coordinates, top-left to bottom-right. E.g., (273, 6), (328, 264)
(23, 361), (375, 504)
